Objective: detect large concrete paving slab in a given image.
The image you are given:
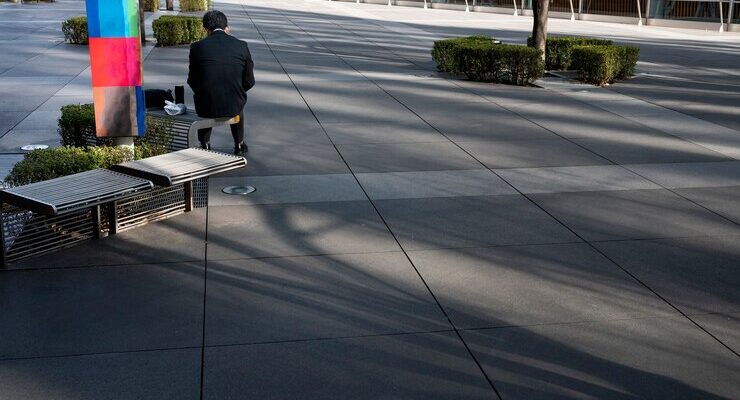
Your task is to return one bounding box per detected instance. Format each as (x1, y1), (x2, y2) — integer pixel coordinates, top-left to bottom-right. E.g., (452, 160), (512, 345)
(625, 161), (740, 189)
(204, 252), (450, 345)
(458, 138), (610, 169)
(462, 317), (740, 400)
(0, 349), (200, 400)
(206, 200), (399, 260)
(408, 243), (676, 330)
(356, 169), (516, 200)
(495, 165), (660, 194)
(338, 142), (482, 173)
(375, 194), (580, 250)
(0, 262), (204, 359)
(674, 185), (740, 224)
(209, 174), (366, 206)
(531, 189), (740, 241)
(203, 332), (495, 399)
(412, 101), (558, 142)
(593, 236), (740, 315)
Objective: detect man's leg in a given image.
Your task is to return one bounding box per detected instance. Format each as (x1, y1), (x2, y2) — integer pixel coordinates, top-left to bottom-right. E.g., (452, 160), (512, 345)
(198, 127), (212, 149)
(230, 112), (246, 154)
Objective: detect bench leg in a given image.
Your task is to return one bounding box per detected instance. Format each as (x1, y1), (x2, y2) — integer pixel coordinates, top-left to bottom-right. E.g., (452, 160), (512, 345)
(0, 203), (6, 269)
(184, 181), (193, 212)
(108, 201), (118, 235)
(92, 205), (101, 239)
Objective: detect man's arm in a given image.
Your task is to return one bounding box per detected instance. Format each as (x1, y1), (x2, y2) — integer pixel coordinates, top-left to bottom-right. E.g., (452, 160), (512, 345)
(242, 43), (255, 92)
(187, 43), (198, 90)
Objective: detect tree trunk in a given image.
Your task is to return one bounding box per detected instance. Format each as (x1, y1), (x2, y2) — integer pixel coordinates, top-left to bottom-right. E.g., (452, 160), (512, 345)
(139, 0), (146, 43)
(166, 0), (173, 11)
(532, 0), (549, 61)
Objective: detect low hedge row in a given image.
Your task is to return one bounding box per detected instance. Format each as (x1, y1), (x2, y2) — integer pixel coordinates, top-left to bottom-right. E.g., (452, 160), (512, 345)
(152, 15), (205, 46)
(143, 0), (159, 12)
(432, 35), (493, 73)
(58, 104), (174, 156)
(61, 16), (88, 45)
(528, 36), (612, 70)
(5, 146), (134, 186)
(180, 0), (208, 11)
(572, 45), (640, 85)
(455, 42), (544, 86)
(432, 36), (543, 86)
(6, 103), (176, 186)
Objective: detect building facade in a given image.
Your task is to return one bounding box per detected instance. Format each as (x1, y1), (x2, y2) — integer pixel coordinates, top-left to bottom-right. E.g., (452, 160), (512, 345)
(336, 0), (739, 32)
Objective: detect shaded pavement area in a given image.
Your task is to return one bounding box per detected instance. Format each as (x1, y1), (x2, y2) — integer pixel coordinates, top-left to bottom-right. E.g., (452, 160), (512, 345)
(0, 0), (739, 398)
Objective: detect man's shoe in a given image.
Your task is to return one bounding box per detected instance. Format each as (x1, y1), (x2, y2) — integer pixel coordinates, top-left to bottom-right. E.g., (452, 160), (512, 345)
(234, 142), (248, 156)
(200, 142), (211, 150)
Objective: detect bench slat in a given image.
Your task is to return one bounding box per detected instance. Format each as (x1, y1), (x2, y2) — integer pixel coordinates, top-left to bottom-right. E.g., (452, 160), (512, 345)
(0, 169), (154, 216)
(110, 148), (247, 186)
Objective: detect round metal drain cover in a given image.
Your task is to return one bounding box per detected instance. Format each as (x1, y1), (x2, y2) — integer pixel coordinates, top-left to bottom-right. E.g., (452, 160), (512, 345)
(21, 144), (49, 151)
(222, 185), (256, 195)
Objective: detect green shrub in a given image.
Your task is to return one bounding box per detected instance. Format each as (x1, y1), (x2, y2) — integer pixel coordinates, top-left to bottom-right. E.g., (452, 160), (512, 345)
(528, 36), (612, 70)
(5, 146), (134, 186)
(454, 42), (543, 86)
(614, 45), (640, 79)
(152, 15), (205, 46)
(571, 45), (621, 86)
(432, 35), (493, 73)
(58, 104), (173, 153)
(59, 104), (96, 147)
(571, 45), (639, 85)
(61, 16), (88, 45)
(143, 0), (159, 12)
(179, 0), (207, 12)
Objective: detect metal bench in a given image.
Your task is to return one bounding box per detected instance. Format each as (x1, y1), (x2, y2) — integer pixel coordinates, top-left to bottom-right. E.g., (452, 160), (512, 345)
(110, 148), (247, 212)
(146, 109), (240, 150)
(0, 169), (153, 266)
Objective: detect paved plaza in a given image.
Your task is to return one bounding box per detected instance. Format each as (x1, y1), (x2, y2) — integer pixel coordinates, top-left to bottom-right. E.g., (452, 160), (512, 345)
(1, 0), (739, 398)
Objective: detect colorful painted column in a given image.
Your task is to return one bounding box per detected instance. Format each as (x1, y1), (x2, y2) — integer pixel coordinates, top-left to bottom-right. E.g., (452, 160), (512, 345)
(85, 0), (145, 138)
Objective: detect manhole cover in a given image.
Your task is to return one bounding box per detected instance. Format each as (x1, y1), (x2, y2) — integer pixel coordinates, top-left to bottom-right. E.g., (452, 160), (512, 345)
(222, 185), (256, 195)
(21, 144), (49, 151)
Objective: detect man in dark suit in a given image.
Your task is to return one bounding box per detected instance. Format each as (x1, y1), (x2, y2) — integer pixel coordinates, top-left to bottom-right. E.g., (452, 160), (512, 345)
(187, 10), (255, 155)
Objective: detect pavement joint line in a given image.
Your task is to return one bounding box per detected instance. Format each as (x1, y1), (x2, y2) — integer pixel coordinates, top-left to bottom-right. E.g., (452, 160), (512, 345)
(259, 7), (505, 399)
(291, 3), (740, 359)
(4, 229), (739, 274)
(537, 78), (740, 157)
(6, 310), (733, 364)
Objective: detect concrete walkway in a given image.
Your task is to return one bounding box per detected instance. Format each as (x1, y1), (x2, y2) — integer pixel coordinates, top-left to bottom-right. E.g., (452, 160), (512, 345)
(1, 0), (739, 399)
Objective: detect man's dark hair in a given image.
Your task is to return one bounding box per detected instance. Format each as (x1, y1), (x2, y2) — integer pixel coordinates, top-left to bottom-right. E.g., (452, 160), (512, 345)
(203, 10), (228, 31)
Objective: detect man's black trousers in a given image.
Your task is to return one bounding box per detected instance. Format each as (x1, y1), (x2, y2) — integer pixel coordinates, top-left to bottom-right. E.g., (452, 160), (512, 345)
(197, 111), (244, 145)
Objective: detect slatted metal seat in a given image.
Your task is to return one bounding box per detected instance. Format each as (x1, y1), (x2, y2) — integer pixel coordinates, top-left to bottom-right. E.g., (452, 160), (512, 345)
(0, 169), (153, 216)
(111, 148), (246, 211)
(0, 169), (154, 266)
(146, 109), (240, 150)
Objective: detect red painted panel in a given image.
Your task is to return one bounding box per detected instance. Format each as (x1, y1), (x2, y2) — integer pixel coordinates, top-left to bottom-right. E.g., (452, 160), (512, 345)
(89, 37), (142, 87)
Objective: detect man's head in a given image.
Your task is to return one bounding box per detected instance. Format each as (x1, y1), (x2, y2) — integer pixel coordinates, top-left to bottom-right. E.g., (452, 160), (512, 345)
(203, 10), (228, 34)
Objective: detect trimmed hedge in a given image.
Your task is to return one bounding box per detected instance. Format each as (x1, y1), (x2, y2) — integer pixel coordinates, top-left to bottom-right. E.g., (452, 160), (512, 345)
(432, 36), (543, 86)
(528, 36), (612, 70)
(432, 35), (493, 73)
(615, 45), (640, 78)
(571, 45), (639, 85)
(143, 0), (159, 12)
(58, 104), (174, 158)
(152, 15), (205, 46)
(61, 16), (88, 45)
(180, 0), (208, 12)
(5, 146), (134, 186)
(454, 42), (543, 86)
